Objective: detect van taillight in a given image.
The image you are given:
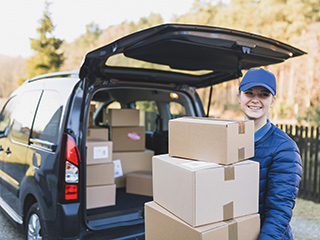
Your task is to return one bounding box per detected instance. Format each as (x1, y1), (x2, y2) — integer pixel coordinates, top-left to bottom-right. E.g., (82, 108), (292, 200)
(59, 134), (81, 203)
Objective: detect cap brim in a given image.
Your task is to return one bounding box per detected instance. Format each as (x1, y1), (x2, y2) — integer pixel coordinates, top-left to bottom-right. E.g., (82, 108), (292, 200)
(239, 82), (276, 95)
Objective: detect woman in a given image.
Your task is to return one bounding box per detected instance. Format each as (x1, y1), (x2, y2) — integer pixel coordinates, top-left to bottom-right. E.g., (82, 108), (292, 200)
(238, 68), (302, 240)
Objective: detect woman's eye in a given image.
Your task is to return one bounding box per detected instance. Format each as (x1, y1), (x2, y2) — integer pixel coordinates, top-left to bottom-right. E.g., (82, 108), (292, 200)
(260, 93), (270, 97)
(244, 91), (253, 95)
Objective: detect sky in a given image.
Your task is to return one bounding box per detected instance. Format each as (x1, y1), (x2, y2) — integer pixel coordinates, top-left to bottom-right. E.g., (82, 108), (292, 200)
(0, 0), (197, 58)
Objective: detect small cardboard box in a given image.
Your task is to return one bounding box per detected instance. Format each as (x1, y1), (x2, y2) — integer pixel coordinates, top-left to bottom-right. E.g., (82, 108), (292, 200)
(103, 109), (140, 127)
(112, 126), (145, 152)
(86, 140), (113, 165)
(152, 154), (259, 227)
(87, 127), (109, 140)
(145, 201), (260, 240)
(169, 117), (254, 165)
(112, 150), (154, 188)
(86, 184), (116, 209)
(126, 171), (153, 196)
(86, 163), (114, 186)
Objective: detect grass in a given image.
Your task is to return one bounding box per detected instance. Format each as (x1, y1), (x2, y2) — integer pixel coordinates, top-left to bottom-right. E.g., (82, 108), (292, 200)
(291, 198), (320, 240)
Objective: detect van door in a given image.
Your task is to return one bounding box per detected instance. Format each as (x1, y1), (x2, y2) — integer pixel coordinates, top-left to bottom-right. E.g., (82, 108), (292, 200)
(1, 91), (42, 217)
(0, 97), (16, 211)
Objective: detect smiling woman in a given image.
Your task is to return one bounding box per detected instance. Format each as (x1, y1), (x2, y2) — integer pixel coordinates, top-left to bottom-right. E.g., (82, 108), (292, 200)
(238, 68), (302, 240)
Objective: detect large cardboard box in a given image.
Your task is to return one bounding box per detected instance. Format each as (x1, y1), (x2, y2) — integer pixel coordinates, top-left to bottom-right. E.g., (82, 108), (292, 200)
(112, 150), (154, 188)
(169, 117), (254, 165)
(145, 201), (260, 240)
(86, 163), (114, 186)
(86, 184), (116, 209)
(152, 154), (259, 227)
(86, 140), (113, 165)
(103, 109), (140, 127)
(126, 171), (153, 196)
(112, 126), (145, 152)
(87, 127), (109, 140)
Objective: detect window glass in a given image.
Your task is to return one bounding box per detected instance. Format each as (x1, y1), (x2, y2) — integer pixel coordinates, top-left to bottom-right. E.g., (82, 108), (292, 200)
(107, 101), (121, 109)
(0, 97), (16, 135)
(169, 102), (186, 119)
(11, 91), (42, 144)
(32, 91), (63, 144)
(136, 101), (158, 132)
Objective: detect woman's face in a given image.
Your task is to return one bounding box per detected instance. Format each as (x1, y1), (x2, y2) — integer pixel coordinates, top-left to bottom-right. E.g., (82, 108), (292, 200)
(238, 86), (276, 122)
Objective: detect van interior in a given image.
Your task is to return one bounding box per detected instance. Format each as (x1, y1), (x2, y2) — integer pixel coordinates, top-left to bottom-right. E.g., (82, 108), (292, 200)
(85, 87), (196, 229)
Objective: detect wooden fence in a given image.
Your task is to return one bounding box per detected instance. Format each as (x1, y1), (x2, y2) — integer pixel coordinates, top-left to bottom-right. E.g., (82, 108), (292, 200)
(278, 124), (320, 203)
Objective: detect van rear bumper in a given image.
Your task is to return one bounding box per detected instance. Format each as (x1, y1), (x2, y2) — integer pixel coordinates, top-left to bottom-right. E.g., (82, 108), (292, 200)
(56, 203), (80, 239)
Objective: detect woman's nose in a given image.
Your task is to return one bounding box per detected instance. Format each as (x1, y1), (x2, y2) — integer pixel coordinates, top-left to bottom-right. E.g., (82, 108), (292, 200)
(251, 95), (259, 102)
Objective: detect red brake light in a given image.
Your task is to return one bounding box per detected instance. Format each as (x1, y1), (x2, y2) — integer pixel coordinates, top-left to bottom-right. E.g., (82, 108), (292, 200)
(58, 134), (81, 203)
(65, 184), (78, 200)
(66, 134), (80, 165)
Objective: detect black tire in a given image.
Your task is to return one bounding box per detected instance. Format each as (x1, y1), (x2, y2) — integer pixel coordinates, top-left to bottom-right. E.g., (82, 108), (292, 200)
(25, 203), (48, 240)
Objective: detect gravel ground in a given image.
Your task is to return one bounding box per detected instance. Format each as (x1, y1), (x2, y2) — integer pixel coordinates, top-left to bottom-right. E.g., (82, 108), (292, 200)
(291, 198), (320, 240)
(0, 197), (319, 239)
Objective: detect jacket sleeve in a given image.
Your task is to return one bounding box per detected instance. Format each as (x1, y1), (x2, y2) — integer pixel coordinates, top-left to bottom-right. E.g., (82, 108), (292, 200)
(258, 139), (302, 240)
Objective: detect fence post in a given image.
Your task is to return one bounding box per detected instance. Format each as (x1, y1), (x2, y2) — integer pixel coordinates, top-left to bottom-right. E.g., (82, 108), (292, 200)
(314, 127), (319, 202)
(308, 127), (314, 200)
(303, 126), (309, 200)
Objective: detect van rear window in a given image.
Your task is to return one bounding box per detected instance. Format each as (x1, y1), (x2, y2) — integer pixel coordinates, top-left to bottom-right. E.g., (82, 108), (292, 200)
(31, 90), (63, 145)
(11, 91), (42, 144)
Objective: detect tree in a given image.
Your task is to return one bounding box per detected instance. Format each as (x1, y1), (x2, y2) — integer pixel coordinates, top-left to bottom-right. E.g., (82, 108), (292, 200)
(22, 1), (64, 83)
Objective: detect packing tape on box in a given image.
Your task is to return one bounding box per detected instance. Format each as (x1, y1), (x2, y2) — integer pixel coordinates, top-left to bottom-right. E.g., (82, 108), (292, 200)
(224, 166), (235, 181)
(223, 201), (234, 220)
(238, 147), (245, 160)
(238, 122), (245, 134)
(228, 221), (238, 240)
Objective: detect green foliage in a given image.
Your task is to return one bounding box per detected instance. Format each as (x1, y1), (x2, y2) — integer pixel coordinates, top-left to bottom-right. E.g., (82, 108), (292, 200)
(299, 105), (320, 126)
(24, 1), (64, 82)
(273, 99), (292, 120)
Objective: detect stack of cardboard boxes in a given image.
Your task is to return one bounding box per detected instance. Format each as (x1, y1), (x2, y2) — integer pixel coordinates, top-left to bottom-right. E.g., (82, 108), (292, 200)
(107, 109), (154, 196)
(145, 117), (260, 240)
(86, 126), (115, 209)
(86, 107), (155, 209)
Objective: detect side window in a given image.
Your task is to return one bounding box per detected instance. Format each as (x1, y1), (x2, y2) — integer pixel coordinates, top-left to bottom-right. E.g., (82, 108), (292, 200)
(31, 91), (63, 144)
(11, 91), (42, 144)
(0, 97), (16, 135)
(136, 101), (159, 132)
(169, 102), (186, 119)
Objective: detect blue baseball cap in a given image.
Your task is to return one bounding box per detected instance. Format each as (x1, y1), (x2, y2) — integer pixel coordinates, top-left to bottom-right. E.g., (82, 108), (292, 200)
(239, 68), (277, 95)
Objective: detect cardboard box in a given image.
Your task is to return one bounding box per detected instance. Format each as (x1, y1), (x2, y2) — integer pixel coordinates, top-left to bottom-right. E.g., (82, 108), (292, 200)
(112, 150), (154, 188)
(126, 171), (153, 196)
(112, 126), (145, 152)
(87, 127), (109, 140)
(169, 117), (254, 165)
(86, 163), (114, 186)
(86, 140), (113, 164)
(103, 109), (140, 126)
(152, 154), (259, 227)
(86, 184), (116, 209)
(145, 201), (260, 240)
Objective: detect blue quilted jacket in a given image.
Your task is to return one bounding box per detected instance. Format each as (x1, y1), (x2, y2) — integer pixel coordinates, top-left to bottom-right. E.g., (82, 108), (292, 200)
(250, 121), (302, 240)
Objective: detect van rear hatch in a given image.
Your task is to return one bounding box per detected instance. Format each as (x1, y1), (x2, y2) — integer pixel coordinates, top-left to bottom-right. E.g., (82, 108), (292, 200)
(80, 23), (306, 88)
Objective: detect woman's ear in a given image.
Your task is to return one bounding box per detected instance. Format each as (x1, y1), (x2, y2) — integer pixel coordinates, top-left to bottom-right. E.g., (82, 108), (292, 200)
(271, 95), (276, 106)
(237, 91), (241, 104)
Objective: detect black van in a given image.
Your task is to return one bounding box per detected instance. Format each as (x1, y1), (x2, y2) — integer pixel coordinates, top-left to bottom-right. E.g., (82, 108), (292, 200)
(0, 24), (305, 239)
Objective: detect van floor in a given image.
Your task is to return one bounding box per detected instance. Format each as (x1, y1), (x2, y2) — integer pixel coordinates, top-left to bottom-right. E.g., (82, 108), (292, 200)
(86, 188), (153, 221)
